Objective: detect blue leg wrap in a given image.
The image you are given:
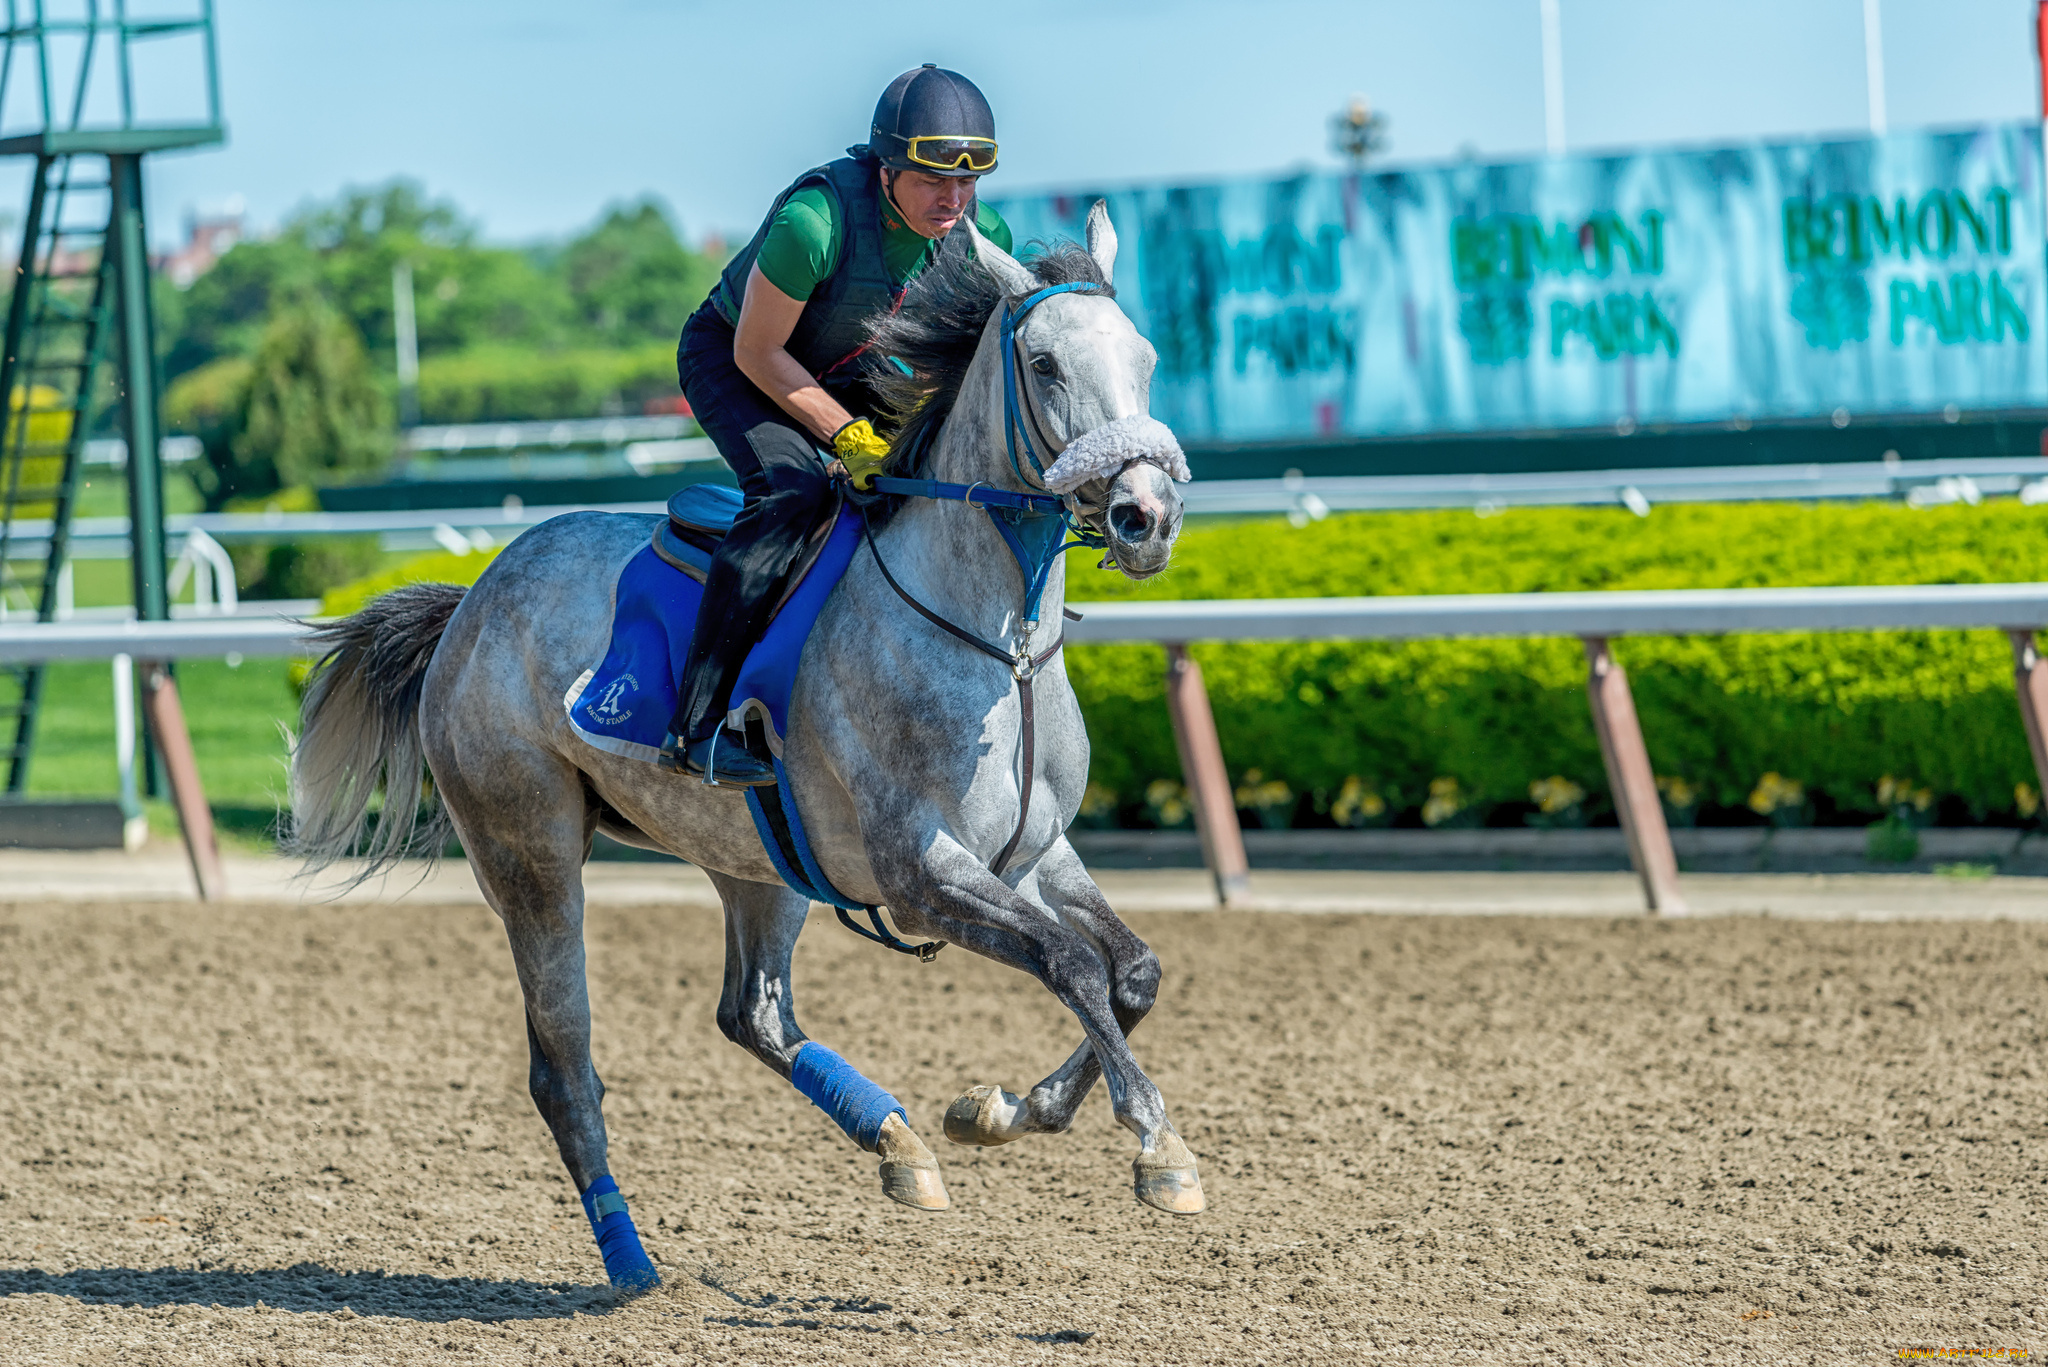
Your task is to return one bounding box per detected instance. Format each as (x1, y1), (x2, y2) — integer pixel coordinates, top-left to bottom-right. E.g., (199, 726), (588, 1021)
(790, 1041), (906, 1151)
(579, 1175), (659, 1291)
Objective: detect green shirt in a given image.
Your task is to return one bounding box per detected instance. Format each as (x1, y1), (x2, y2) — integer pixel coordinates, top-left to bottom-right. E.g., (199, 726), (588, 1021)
(755, 184), (1013, 300)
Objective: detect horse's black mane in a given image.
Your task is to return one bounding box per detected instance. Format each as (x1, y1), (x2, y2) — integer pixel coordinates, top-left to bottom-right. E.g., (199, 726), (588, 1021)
(865, 239), (1113, 473)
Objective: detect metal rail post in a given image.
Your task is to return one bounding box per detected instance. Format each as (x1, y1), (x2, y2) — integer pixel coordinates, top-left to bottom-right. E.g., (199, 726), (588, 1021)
(1582, 636), (1687, 914)
(2008, 630), (2048, 803)
(140, 661), (224, 901)
(1163, 644), (1250, 905)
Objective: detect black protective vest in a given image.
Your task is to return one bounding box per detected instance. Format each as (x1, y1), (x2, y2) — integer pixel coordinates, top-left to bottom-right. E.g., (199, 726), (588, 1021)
(712, 156), (974, 392)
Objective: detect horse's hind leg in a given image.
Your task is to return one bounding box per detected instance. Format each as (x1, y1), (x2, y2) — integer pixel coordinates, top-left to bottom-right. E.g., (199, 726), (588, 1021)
(943, 837), (1160, 1147)
(429, 737), (659, 1291)
(703, 871), (949, 1211)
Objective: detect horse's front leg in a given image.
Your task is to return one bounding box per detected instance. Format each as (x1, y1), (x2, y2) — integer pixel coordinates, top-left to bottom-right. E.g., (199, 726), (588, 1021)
(942, 837), (1160, 1146)
(879, 834), (1203, 1215)
(703, 871), (949, 1210)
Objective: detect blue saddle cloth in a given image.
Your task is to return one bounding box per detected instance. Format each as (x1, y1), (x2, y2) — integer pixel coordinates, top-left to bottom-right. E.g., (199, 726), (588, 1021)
(564, 499), (870, 908)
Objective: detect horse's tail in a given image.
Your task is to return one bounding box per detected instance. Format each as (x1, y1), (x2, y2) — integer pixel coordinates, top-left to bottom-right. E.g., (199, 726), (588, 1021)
(284, 582), (467, 881)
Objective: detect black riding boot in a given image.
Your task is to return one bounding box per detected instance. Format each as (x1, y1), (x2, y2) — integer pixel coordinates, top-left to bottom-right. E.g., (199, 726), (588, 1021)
(667, 427), (836, 787)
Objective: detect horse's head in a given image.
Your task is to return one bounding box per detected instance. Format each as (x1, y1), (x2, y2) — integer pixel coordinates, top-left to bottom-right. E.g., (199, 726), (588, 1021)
(969, 203), (1188, 580)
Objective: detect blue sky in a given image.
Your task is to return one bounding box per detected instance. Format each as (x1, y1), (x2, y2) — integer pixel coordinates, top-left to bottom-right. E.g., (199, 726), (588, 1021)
(128, 0), (2044, 248)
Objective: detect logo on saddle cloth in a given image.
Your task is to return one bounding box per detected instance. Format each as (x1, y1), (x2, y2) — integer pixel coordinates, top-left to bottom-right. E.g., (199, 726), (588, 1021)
(590, 674), (638, 725)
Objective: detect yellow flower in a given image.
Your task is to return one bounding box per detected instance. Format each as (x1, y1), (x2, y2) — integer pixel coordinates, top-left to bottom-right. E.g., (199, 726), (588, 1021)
(1233, 768), (1293, 813)
(1747, 771), (1804, 815)
(2017, 783), (2040, 819)
(1878, 774), (1935, 813)
(1144, 779), (1190, 828)
(1655, 774), (1697, 808)
(1528, 775), (1586, 814)
(1422, 776), (1466, 827)
(1331, 776), (1386, 828)
(1080, 783), (1118, 819)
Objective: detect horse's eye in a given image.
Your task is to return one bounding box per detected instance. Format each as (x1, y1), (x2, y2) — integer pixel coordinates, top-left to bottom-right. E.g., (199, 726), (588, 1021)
(1029, 354), (1056, 378)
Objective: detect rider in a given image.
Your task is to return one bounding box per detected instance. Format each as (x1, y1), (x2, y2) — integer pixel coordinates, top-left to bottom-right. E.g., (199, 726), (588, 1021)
(666, 64), (1014, 786)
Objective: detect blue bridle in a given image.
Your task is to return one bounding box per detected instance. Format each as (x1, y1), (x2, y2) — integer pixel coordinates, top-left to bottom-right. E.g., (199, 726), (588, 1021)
(866, 280), (1107, 627)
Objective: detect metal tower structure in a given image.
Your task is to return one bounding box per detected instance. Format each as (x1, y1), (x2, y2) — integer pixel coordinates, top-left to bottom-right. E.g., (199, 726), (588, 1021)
(0, 1), (222, 790)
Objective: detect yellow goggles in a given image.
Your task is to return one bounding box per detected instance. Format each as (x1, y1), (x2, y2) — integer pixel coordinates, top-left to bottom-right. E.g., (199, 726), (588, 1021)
(904, 136), (998, 172)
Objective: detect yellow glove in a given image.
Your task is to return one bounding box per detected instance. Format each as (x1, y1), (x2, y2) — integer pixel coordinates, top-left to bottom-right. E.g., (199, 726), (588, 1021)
(832, 418), (891, 491)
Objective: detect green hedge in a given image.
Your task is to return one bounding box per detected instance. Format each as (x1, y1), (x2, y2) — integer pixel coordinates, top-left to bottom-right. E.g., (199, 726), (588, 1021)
(415, 344), (677, 423)
(1064, 501), (2048, 822)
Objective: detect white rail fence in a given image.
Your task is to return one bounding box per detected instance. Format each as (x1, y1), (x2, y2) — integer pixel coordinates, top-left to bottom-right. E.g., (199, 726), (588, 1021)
(10, 454), (2047, 562)
(6, 583), (2048, 909)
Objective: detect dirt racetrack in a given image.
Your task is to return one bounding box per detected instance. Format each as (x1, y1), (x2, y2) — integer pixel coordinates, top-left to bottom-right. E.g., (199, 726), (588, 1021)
(1, 895), (2043, 1365)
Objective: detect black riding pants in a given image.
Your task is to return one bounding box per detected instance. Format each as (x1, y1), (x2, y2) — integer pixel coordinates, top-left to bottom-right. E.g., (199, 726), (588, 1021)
(668, 303), (849, 743)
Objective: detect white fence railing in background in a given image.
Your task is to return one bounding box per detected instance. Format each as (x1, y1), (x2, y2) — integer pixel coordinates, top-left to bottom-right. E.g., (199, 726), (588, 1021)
(8, 583), (2048, 912)
(1181, 456), (2048, 522)
(1064, 582), (2048, 643)
(7, 455), (2045, 561)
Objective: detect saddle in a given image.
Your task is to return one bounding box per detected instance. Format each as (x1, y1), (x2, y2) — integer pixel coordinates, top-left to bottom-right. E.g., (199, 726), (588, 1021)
(650, 482), (843, 621)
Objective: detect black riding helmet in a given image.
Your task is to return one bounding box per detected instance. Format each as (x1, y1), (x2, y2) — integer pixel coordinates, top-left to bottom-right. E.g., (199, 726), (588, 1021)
(857, 64), (998, 177)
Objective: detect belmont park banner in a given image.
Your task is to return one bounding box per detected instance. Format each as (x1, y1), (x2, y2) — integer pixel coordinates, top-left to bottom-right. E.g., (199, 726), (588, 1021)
(988, 123), (2048, 442)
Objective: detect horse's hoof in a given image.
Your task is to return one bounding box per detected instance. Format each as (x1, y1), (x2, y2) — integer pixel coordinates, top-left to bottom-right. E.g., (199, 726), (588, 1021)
(1134, 1132), (1206, 1215)
(879, 1158), (951, 1210)
(1134, 1162), (1205, 1214)
(943, 1084), (1025, 1147)
(876, 1112), (950, 1211)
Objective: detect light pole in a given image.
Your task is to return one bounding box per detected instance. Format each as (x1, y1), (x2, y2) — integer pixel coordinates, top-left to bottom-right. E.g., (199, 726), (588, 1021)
(1863, 0), (1888, 136)
(1329, 95), (1387, 171)
(1540, 0), (1566, 157)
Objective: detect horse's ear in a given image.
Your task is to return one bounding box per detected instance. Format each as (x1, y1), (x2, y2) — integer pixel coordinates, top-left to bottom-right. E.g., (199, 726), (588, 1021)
(1085, 200), (1117, 286)
(967, 218), (1038, 296)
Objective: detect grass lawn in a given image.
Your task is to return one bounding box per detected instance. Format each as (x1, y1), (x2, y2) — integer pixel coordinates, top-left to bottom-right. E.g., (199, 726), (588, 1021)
(23, 656), (301, 847)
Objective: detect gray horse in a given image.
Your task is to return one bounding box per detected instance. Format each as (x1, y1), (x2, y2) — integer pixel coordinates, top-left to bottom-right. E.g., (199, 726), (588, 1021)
(287, 205), (1198, 1291)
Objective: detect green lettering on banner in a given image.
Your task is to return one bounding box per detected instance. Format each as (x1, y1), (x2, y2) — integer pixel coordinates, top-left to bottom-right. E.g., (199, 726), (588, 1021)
(1550, 292), (1679, 360)
(1954, 194), (1991, 253)
(1643, 295), (1680, 356)
(1863, 197), (1909, 263)
(1453, 210), (1668, 286)
(1890, 269), (2031, 345)
(1951, 272), (1986, 337)
(1888, 279), (1922, 345)
(1782, 200), (1809, 269)
(1991, 270), (2029, 341)
(1231, 306), (1358, 375)
(1526, 220), (1579, 277)
(1784, 187), (2012, 268)
(1549, 298), (1580, 357)
(1913, 191), (1956, 258)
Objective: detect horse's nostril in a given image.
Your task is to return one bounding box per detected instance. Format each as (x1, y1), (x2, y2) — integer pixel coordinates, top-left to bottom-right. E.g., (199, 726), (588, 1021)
(1109, 501), (1155, 542)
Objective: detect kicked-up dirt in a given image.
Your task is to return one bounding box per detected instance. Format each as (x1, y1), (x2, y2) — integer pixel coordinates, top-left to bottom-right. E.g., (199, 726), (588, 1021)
(0, 895), (2043, 1364)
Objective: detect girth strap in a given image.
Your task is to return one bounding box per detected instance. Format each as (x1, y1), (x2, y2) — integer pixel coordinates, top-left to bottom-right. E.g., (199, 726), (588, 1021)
(860, 507), (1063, 876)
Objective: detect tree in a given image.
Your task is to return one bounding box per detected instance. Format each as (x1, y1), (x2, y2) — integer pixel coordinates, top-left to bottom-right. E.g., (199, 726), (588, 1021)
(558, 197), (720, 347)
(161, 180), (573, 385)
(233, 298), (392, 494)
(302, 181), (570, 360)
(162, 234), (320, 379)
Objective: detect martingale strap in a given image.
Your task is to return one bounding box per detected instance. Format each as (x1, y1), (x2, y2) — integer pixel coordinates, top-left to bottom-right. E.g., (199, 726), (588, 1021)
(860, 505), (1064, 878)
